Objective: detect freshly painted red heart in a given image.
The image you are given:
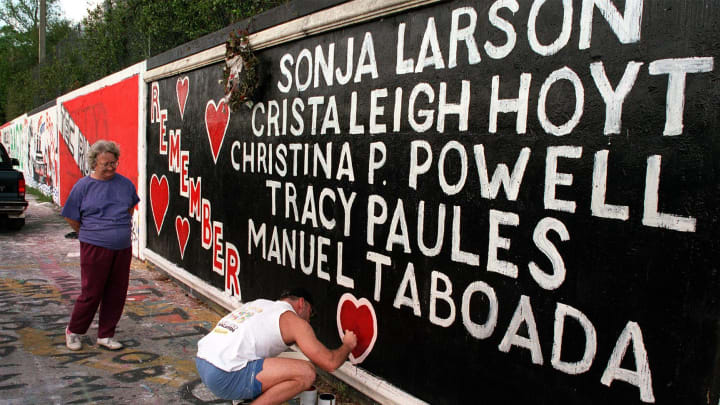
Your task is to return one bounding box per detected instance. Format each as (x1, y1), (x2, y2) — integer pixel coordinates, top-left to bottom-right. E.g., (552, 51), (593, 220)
(205, 99), (230, 164)
(176, 76), (189, 120)
(336, 293), (377, 364)
(149, 174), (169, 235)
(175, 216), (190, 259)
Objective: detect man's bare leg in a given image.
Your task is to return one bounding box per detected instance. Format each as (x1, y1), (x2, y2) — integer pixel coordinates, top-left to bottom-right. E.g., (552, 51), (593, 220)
(252, 357), (315, 405)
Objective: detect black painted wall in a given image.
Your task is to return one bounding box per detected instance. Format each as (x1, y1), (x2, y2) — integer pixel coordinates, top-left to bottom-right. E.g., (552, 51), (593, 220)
(146, 1), (720, 403)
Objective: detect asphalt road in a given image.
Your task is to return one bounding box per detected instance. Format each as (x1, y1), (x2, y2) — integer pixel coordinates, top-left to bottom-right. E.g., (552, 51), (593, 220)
(0, 194), (227, 404)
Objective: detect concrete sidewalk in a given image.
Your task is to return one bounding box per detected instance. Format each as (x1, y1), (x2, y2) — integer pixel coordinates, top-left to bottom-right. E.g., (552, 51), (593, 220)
(0, 194), (225, 404)
(0, 195), (373, 405)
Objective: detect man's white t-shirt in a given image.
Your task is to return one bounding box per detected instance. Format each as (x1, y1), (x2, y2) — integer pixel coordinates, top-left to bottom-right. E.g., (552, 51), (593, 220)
(197, 299), (294, 372)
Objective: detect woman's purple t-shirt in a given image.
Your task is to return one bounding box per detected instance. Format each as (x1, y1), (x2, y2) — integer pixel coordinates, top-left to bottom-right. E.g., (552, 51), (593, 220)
(61, 174), (140, 250)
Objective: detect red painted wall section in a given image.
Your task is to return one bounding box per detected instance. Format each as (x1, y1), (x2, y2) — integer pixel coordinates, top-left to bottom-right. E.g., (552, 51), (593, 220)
(59, 75), (139, 205)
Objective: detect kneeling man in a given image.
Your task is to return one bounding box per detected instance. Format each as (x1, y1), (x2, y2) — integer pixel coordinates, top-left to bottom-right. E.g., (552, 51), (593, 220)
(196, 288), (357, 404)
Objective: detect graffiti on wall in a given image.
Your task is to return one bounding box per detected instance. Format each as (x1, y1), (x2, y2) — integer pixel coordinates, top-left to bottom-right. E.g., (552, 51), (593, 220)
(59, 104), (91, 178)
(0, 118), (28, 171)
(0, 112), (58, 202)
(146, 1), (720, 404)
(27, 108), (60, 202)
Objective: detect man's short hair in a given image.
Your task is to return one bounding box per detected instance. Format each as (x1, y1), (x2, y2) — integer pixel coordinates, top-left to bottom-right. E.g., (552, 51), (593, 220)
(279, 287), (314, 307)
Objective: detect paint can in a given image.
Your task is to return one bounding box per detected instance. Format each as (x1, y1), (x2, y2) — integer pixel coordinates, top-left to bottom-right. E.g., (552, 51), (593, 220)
(318, 393), (336, 405)
(299, 385), (317, 405)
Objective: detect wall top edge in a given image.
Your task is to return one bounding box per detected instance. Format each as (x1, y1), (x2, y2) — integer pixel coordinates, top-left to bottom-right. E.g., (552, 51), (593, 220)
(145, 0), (349, 71)
(0, 113), (27, 129)
(57, 61), (145, 104)
(27, 99), (57, 117)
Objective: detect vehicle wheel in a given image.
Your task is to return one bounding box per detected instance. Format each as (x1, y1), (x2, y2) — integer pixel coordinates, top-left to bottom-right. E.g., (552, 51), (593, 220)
(8, 218), (24, 231)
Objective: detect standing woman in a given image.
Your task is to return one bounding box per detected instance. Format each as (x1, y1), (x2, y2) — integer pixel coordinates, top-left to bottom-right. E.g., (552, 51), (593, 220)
(62, 140), (139, 351)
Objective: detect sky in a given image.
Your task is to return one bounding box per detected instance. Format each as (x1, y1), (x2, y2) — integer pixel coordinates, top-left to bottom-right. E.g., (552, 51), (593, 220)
(57, 0), (101, 23)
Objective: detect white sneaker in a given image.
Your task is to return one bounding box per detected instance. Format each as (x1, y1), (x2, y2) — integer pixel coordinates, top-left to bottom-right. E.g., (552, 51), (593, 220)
(97, 337), (123, 350)
(65, 327), (81, 351)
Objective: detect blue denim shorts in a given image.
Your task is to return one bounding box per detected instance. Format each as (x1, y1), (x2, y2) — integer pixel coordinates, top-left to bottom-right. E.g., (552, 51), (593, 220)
(195, 357), (264, 400)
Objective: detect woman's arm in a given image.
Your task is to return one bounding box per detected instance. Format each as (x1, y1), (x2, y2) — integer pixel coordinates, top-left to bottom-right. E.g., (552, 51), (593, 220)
(64, 217), (80, 233)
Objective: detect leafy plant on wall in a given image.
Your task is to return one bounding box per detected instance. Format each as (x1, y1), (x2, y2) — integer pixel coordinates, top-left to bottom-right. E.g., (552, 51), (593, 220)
(222, 29), (260, 111)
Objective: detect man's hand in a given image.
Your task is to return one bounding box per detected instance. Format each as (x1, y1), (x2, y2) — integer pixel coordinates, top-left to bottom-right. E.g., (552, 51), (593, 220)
(342, 330), (358, 350)
(282, 312), (361, 372)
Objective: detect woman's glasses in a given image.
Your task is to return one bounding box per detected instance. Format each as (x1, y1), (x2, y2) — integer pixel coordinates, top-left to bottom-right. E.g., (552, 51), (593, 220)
(99, 160), (118, 168)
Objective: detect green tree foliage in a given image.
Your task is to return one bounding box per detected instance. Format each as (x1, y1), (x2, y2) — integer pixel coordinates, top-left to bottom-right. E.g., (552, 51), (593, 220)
(0, 0), (286, 122)
(0, 0), (72, 119)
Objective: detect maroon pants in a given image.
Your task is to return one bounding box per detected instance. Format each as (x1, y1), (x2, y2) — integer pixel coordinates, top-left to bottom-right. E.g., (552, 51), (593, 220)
(68, 242), (132, 338)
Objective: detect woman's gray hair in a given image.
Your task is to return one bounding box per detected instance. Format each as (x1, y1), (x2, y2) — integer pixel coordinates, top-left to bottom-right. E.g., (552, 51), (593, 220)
(88, 140), (120, 169)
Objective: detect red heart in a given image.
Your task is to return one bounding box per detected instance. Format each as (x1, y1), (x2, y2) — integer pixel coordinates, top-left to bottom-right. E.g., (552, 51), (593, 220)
(205, 99), (230, 164)
(176, 76), (189, 120)
(336, 293), (377, 364)
(175, 216), (190, 259)
(149, 174), (169, 235)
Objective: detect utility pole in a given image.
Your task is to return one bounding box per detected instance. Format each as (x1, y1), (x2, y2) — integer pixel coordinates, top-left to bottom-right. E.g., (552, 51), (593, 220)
(39, 0), (46, 64)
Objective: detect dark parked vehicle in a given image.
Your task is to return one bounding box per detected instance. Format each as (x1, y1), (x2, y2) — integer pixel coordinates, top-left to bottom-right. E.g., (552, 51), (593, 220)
(0, 143), (28, 230)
